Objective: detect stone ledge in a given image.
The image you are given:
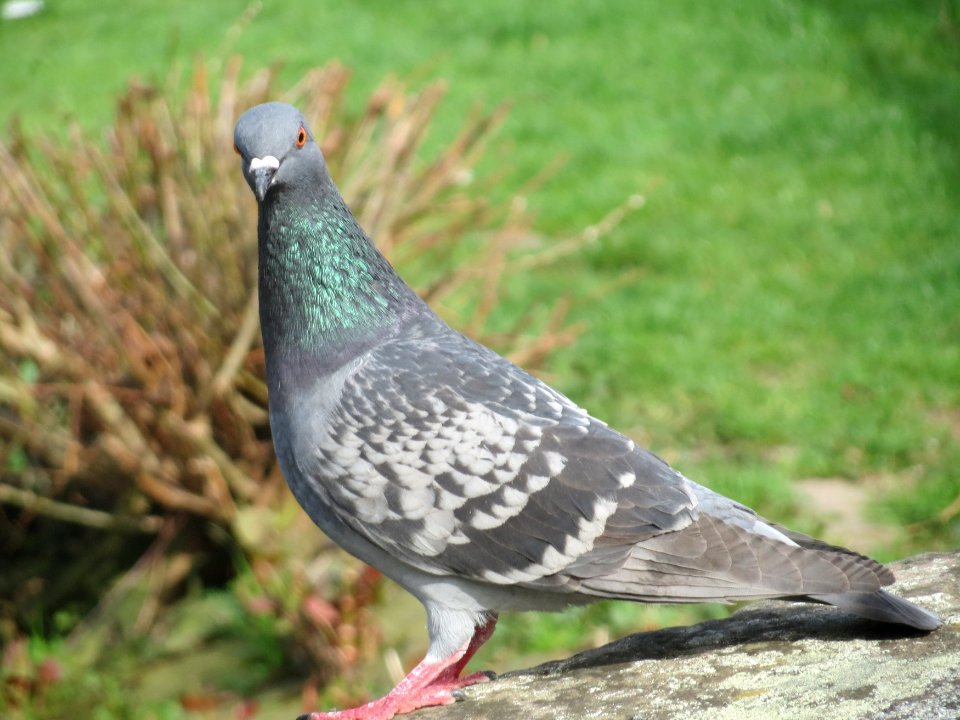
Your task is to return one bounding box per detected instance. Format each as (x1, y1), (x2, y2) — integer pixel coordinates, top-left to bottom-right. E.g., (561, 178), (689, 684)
(423, 551), (959, 720)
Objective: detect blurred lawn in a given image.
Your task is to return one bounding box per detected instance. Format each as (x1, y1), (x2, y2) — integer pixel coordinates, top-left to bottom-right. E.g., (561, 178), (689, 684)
(2, 0), (959, 717)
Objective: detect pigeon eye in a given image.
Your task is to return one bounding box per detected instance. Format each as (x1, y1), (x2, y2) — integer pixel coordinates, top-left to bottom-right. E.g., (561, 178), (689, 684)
(233, 142), (241, 156)
(296, 126), (307, 148)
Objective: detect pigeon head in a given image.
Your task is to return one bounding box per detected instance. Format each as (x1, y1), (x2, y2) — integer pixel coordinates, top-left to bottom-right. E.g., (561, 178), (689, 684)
(234, 102), (324, 202)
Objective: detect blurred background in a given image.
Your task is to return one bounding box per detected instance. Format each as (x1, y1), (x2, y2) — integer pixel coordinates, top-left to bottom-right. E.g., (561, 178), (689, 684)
(1, 1), (958, 718)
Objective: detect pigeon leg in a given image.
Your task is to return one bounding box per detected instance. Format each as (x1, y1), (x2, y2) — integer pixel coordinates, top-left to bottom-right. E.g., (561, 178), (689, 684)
(299, 615), (499, 720)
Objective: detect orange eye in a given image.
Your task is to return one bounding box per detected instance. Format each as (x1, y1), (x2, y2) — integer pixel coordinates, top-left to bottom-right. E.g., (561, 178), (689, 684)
(296, 126), (307, 148)
(233, 142), (241, 156)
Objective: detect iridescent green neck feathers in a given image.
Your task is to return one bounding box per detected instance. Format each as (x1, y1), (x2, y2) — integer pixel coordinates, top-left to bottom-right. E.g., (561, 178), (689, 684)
(258, 194), (412, 363)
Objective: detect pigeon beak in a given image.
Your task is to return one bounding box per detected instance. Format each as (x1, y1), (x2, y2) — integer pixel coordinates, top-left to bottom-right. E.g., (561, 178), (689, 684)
(248, 155), (281, 202)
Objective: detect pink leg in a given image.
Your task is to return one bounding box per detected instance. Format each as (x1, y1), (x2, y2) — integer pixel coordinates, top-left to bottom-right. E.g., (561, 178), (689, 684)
(300, 615), (499, 720)
(433, 613), (498, 685)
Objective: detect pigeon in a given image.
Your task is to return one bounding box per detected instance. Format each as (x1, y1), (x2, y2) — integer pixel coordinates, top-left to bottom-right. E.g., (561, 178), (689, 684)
(233, 102), (941, 720)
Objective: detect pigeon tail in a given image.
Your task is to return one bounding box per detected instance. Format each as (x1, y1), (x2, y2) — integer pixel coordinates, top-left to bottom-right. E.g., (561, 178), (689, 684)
(806, 589), (942, 631)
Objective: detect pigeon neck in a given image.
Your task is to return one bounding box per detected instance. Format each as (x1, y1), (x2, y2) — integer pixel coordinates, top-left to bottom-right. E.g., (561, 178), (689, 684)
(257, 189), (415, 369)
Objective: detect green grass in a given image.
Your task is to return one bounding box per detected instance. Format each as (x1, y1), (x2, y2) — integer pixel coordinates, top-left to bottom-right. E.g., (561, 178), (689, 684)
(2, 0), (959, 716)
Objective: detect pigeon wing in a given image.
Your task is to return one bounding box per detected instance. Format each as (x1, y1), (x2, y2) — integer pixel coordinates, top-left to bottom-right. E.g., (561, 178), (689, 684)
(308, 321), (700, 588)
(305, 319), (893, 603)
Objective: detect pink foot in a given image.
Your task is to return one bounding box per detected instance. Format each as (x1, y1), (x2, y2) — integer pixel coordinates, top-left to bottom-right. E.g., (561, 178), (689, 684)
(300, 615), (498, 720)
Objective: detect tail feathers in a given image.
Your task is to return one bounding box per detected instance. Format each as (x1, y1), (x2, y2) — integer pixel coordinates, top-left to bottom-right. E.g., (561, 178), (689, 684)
(807, 589), (942, 631)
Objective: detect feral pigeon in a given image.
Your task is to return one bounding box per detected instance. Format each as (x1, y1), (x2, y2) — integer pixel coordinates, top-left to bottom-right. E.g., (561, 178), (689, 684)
(233, 102), (941, 720)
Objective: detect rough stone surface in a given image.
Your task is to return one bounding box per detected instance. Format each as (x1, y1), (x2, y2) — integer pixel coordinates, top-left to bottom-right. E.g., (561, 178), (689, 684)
(421, 551), (959, 720)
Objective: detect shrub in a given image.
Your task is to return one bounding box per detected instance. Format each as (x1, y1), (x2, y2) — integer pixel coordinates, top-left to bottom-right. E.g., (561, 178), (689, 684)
(0, 57), (636, 690)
